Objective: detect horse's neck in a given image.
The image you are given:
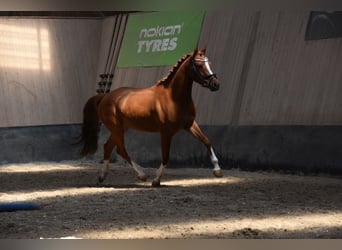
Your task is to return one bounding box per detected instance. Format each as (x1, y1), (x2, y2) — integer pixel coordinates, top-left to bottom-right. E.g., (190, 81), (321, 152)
(168, 60), (193, 102)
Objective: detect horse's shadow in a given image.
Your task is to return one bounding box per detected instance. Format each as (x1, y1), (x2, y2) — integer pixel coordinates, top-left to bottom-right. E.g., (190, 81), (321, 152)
(84, 182), (177, 189)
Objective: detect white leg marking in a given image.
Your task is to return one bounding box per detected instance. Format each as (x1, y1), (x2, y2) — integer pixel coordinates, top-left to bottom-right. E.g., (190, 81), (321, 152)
(156, 163), (166, 179)
(153, 163), (166, 184)
(100, 160), (110, 180)
(210, 147), (223, 177)
(132, 161), (146, 178)
(210, 147), (221, 171)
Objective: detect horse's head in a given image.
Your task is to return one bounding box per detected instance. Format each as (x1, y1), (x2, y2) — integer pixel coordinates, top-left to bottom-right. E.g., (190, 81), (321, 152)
(190, 48), (220, 91)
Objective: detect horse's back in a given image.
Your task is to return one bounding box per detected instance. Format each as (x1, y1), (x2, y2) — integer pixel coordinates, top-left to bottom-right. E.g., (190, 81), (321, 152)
(98, 86), (161, 132)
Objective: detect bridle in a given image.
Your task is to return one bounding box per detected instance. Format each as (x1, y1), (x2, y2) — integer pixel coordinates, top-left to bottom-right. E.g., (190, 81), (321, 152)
(190, 56), (217, 87)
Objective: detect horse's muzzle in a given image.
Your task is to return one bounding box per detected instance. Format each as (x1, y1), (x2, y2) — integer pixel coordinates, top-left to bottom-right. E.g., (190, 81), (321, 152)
(208, 77), (220, 92)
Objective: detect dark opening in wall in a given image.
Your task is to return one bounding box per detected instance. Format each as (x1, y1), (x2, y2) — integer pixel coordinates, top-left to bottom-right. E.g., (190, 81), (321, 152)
(305, 11), (342, 40)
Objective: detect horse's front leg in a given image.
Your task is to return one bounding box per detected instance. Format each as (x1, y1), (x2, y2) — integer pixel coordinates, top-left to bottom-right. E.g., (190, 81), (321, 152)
(152, 133), (172, 187)
(187, 120), (223, 177)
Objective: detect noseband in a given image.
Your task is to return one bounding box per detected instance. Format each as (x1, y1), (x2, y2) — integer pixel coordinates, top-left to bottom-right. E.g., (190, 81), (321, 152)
(190, 56), (217, 87)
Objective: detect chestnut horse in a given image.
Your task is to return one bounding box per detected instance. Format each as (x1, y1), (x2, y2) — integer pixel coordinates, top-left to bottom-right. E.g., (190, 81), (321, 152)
(80, 48), (223, 186)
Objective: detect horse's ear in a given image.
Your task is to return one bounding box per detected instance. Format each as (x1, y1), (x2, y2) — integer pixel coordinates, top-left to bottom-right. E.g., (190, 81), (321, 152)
(193, 47), (198, 56)
(202, 47), (207, 54)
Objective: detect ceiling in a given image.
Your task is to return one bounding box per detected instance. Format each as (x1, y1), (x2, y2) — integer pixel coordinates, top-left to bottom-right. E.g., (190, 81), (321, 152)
(0, 11), (137, 19)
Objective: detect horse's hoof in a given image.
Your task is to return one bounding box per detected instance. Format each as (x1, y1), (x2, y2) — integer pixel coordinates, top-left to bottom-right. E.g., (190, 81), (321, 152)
(151, 180), (161, 187)
(137, 175), (147, 182)
(98, 176), (105, 183)
(213, 169), (223, 178)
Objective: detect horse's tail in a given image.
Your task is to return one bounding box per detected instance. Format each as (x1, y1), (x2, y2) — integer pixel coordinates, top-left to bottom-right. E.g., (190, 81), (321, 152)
(79, 94), (105, 156)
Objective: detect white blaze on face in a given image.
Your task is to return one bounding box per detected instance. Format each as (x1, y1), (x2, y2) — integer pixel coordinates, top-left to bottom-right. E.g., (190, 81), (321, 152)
(203, 57), (214, 76)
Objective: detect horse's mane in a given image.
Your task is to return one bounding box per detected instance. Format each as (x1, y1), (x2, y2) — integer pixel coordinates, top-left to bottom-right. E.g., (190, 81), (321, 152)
(156, 53), (191, 87)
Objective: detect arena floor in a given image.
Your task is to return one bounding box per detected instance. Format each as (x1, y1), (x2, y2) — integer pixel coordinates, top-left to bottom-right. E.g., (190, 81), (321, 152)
(0, 161), (341, 239)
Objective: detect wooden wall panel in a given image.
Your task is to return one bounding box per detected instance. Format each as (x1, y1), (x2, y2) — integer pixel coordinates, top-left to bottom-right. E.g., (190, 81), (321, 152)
(195, 11), (258, 125)
(1, 12), (342, 128)
(0, 18), (101, 127)
(112, 11), (342, 126)
(238, 12), (342, 125)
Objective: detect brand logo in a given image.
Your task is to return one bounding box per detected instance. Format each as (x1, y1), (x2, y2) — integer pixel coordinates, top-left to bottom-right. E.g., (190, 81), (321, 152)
(137, 24), (183, 53)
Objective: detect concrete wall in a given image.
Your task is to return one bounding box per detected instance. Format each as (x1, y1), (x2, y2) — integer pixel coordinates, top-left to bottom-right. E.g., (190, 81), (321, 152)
(1, 124), (341, 175)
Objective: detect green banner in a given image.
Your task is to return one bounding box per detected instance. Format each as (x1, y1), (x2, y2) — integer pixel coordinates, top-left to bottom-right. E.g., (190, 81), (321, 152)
(117, 11), (204, 68)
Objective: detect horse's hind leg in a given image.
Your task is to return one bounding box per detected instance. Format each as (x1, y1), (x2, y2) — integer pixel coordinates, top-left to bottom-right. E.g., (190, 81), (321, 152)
(114, 131), (147, 182)
(99, 131), (147, 183)
(187, 120), (223, 177)
(99, 134), (116, 183)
